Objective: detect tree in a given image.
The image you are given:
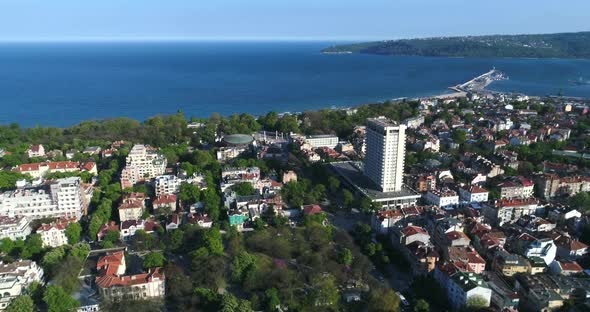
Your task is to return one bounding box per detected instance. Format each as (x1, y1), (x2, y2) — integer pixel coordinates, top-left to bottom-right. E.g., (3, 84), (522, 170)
(328, 176), (341, 193)
(20, 234), (43, 259)
(340, 248), (353, 266)
(230, 251), (257, 282)
(179, 183), (201, 206)
(466, 295), (488, 309)
(233, 182), (256, 196)
(265, 288), (280, 312)
(452, 129), (467, 145)
(368, 287), (401, 312)
(1, 238), (15, 254)
(165, 229), (184, 252)
(217, 292), (253, 312)
(65, 222), (82, 245)
(569, 192), (590, 212)
(414, 299), (430, 312)
(342, 189), (354, 209)
(203, 227), (224, 256)
(5, 295), (34, 312)
(143, 252), (165, 269)
(310, 275), (339, 308)
(43, 285), (80, 312)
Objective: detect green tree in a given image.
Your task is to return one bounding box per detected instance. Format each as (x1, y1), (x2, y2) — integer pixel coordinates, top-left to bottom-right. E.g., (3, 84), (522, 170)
(368, 287), (400, 312)
(204, 227), (224, 256)
(65, 222), (82, 245)
(233, 182), (256, 196)
(265, 288), (280, 312)
(466, 295), (488, 309)
(309, 275), (339, 308)
(179, 183), (201, 206)
(43, 285), (80, 312)
(414, 299), (430, 312)
(230, 251), (257, 282)
(143, 252), (165, 269)
(569, 192), (590, 212)
(1, 238), (15, 254)
(452, 129), (467, 145)
(20, 234), (43, 259)
(340, 248), (353, 266)
(328, 176), (341, 193)
(342, 189), (354, 209)
(5, 295), (34, 312)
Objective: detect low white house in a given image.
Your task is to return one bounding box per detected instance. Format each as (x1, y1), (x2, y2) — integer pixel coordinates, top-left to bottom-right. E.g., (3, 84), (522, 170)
(36, 217), (77, 248)
(424, 189), (459, 208)
(458, 185), (489, 203)
(447, 272), (491, 311)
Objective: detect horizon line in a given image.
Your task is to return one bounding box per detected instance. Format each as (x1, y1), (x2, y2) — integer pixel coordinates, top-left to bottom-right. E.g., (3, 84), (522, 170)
(0, 36), (383, 43)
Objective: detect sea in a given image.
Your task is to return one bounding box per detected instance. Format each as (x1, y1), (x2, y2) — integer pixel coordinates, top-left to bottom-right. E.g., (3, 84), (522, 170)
(1, 41), (590, 127)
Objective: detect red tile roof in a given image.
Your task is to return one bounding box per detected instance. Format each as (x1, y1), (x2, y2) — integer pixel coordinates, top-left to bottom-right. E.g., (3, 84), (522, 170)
(302, 204), (323, 215)
(402, 225), (428, 237)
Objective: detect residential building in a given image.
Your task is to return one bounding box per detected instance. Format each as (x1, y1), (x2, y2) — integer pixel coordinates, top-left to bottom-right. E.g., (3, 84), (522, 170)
(392, 225), (431, 246)
(447, 246), (486, 274)
(424, 189), (459, 208)
(514, 274), (590, 312)
(496, 176), (534, 199)
(220, 167), (261, 192)
(0, 216), (31, 241)
(303, 134), (339, 149)
(537, 173), (590, 199)
(555, 236), (588, 260)
(549, 260), (583, 276)
(118, 193), (146, 222)
(482, 198), (538, 226)
(26, 144), (45, 158)
(13, 161), (80, 179)
(36, 217), (77, 248)
(371, 209), (403, 234)
(364, 117), (406, 192)
(493, 250), (530, 277)
(120, 145), (167, 189)
(153, 175), (181, 196)
(0, 261), (44, 310)
(0, 177), (87, 221)
(524, 238), (557, 265)
(458, 185), (489, 203)
(153, 194), (177, 213)
(95, 251), (165, 301)
(413, 175), (436, 193)
(186, 213), (213, 228)
(447, 272), (491, 311)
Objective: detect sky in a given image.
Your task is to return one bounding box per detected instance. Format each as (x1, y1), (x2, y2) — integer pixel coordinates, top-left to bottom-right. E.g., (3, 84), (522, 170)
(1, 0), (589, 41)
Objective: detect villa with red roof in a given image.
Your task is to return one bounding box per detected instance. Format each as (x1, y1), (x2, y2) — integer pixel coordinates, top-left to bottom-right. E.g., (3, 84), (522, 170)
(118, 193), (146, 222)
(36, 217), (77, 248)
(302, 204), (323, 216)
(95, 251), (165, 301)
(393, 225), (431, 247)
(152, 194), (177, 212)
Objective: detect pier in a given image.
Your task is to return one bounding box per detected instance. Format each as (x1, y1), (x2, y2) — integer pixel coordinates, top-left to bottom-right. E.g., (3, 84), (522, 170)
(451, 69), (507, 92)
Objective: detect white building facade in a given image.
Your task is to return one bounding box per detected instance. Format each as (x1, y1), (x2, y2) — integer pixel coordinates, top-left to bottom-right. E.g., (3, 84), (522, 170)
(364, 117), (406, 192)
(0, 177), (86, 221)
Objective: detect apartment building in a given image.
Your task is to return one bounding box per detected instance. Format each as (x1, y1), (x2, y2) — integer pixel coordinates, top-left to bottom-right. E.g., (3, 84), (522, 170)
(120, 145), (167, 189)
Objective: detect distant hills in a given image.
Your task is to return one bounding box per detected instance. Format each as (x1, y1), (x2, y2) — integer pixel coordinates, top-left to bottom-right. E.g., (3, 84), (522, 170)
(322, 31), (590, 58)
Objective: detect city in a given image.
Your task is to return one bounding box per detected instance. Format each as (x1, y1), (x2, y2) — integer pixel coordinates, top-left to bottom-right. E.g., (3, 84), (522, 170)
(0, 80), (589, 311)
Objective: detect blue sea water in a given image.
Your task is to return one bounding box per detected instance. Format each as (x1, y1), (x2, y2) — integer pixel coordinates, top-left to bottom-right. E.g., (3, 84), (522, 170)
(0, 41), (590, 127)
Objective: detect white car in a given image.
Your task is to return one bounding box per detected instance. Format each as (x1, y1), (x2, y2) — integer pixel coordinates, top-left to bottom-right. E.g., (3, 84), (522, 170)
(397, 292), (409, 307)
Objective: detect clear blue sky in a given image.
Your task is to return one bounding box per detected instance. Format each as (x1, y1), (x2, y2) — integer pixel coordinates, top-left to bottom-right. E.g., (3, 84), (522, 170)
(2, 0), (589, 41)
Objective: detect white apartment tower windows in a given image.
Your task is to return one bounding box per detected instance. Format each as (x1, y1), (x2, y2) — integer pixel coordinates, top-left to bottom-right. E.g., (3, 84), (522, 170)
(364, 117), (406, 192)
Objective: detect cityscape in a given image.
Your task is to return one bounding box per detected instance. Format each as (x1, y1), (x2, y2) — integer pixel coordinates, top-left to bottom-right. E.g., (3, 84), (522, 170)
(1, 1), (590, 312)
